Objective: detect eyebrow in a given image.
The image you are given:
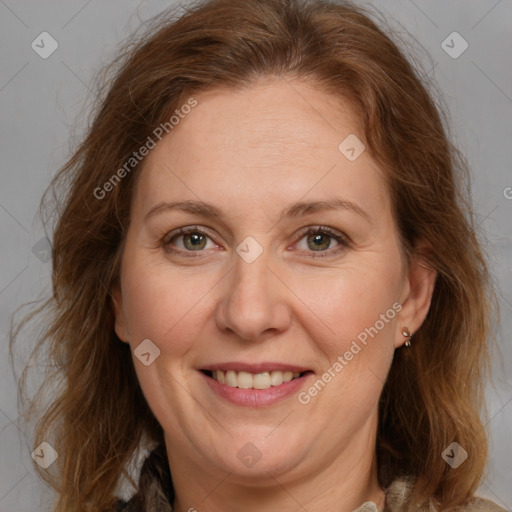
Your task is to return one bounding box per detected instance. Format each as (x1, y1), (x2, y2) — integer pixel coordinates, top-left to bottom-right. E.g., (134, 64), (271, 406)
(144, 198), (371, 224)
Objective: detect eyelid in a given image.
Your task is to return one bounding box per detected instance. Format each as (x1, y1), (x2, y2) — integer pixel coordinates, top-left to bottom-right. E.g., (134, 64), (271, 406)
(291, 225), (351, 258)
(161, 224), (351, 258)
(160, 225), (219, 257)
(294, 225), (351, 245)
(162, 225), (215, 245)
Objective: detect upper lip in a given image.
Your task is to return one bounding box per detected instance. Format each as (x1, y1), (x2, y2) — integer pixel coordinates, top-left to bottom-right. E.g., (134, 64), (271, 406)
(200, 362), (312, 374)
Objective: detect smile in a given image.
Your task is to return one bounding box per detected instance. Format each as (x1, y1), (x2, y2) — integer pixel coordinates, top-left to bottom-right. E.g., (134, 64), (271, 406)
(202, 369), (303, 389)
(199, 363), (314, 407)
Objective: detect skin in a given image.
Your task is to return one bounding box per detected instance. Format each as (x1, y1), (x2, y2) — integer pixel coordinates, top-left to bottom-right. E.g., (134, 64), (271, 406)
(112, 76), (436, 512)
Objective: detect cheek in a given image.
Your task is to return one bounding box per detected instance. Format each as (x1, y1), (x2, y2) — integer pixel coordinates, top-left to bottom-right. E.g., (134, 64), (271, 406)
(120, 256), (217, 356)
(289, 258), (402, 365)
(292, 270), (400, 411)
(120, 235), (403, 365)
(297, 266), (400, 330)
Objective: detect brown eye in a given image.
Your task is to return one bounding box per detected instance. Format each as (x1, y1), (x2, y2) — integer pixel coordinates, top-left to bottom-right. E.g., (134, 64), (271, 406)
(294, 226), (350, 259)
(306, 232), (333, 251)
(182, 231), (207, 250)
(163, 227), (217, 254)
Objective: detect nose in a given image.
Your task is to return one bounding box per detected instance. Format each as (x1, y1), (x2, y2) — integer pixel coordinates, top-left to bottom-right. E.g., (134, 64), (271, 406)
(215, 251), (292, 342)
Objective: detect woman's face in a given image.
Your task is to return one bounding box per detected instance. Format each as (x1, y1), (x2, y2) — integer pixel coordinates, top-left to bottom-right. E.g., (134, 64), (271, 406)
(113, 77), (433, 485)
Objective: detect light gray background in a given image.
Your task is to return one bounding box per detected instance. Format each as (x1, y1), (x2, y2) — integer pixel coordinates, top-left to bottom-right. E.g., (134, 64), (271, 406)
(1, 1), (511, 510)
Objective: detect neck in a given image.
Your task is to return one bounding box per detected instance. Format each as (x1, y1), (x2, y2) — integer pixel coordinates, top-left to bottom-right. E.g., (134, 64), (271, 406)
(166, 415), (385, 512)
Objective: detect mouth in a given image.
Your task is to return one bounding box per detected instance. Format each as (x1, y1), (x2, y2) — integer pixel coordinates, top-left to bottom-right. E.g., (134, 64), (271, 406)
(198, 363), (314, 406)
(200, 369), (309, 390)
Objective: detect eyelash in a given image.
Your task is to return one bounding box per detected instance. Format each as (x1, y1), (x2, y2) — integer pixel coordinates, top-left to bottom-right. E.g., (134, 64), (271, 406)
(161, 225), (351, 259)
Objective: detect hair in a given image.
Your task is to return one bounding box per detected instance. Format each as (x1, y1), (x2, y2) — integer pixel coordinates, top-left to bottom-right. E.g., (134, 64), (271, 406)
(9, 0), (498, 510)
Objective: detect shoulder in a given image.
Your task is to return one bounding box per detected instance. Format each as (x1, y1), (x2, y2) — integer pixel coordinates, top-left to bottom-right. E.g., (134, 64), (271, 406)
(385, 477), (508, 512)
(455, 496), (508, 512)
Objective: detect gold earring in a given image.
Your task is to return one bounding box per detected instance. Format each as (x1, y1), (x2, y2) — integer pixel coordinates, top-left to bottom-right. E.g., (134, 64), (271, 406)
(402, 328), (412, 347)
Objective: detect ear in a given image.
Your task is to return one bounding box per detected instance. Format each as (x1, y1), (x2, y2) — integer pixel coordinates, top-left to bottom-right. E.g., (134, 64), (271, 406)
(395, 251), (437, 348)
(111, 283), (130, 343)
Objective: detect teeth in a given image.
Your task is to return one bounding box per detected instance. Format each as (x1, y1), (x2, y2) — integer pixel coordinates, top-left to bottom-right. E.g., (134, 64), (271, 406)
(211, 370), (301, 389)
(237, 371), (253, 389)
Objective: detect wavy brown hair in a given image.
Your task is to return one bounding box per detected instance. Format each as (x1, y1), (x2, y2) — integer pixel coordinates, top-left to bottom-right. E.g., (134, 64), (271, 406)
(10, 0), (498, 510)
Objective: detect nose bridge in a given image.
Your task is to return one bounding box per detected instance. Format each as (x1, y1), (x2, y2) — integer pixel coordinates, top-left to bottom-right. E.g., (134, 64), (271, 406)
(216, 245), (290, 341)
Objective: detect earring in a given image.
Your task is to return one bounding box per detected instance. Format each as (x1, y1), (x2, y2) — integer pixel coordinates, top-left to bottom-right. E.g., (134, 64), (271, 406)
(402, 328), (412, 347)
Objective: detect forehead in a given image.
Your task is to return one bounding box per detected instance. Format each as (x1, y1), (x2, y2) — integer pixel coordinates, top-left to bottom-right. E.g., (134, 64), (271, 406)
(132, 78), (389, 223)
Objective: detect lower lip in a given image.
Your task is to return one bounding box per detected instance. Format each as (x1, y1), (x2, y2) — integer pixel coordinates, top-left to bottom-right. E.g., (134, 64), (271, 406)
(200, 371), (312, 407)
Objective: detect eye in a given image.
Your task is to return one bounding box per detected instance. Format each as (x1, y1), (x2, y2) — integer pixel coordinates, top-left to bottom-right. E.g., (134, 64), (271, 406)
(161, 225), (350, 259)
(294, 226), (350, 258)
(163, 226), (218, 255)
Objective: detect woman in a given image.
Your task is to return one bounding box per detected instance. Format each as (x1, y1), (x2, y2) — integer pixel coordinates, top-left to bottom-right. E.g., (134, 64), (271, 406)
(10, 0), (505, 510)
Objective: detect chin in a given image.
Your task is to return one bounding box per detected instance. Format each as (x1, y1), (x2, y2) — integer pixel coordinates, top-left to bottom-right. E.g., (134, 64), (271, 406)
(205, 429), (308, 480)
